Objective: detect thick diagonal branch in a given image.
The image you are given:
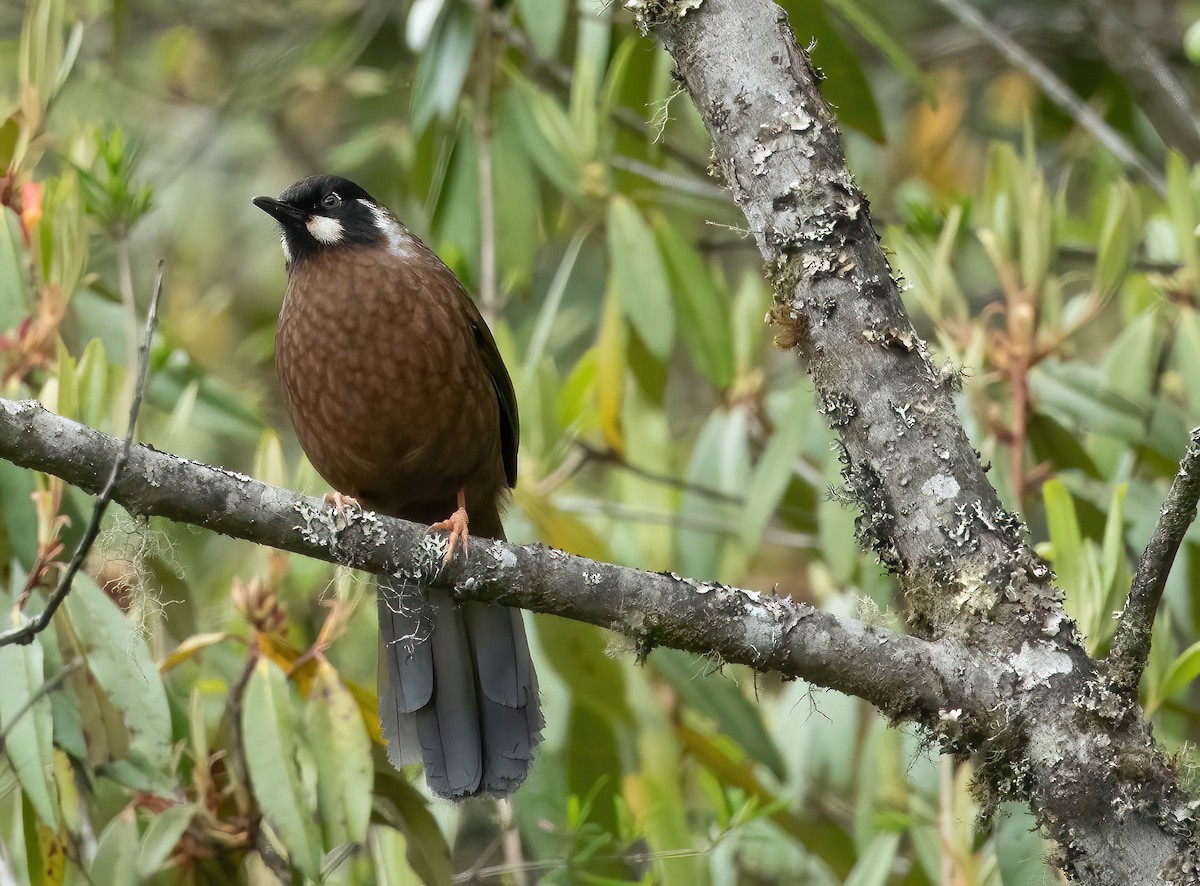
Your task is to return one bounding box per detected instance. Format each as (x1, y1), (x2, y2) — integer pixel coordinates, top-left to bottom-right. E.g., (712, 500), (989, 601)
(0, 398), (978, 725)
(639, 1), (1197, 881)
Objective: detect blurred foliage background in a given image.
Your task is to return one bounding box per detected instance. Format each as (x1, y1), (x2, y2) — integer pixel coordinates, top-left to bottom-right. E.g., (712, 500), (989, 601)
(2, 0), (1200, 882)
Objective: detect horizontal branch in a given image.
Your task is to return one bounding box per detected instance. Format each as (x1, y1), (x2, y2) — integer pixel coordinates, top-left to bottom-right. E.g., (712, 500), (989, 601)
(0, 398), (978, 724)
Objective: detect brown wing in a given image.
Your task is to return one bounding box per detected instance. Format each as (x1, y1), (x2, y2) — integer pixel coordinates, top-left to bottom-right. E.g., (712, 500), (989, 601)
(458, 290), (519, 490)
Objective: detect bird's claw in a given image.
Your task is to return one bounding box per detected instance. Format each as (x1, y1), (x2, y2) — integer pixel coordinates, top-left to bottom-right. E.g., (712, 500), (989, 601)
(430, 506), (470, 564)
(321, 489), (357, 511)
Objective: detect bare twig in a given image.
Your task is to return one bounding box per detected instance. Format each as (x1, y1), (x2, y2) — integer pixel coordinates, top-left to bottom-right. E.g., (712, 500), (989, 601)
(497, 799), (527, 886)
(0, 261), (164, 648)
(928, 0), (1167, 196)
(1083, 0), (1200, 163)
(611, 155), (728, 201)
(574, 440), (742, 504)
(1108, 427), (1200, 693)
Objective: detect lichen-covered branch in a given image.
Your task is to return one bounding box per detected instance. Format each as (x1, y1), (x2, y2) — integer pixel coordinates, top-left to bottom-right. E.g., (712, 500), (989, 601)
(0, 398), (978, 725)
(1109, 427), (1200, 693)
(636, 0), (1198, 880)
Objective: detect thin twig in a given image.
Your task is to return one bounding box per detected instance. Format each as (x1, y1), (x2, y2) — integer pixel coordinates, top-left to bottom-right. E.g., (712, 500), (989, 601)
(1108, 427), (1200, 693)
(0, 660), (81, 749)
(0, 261), (164, 648)
(497, 799), (527, 886)
(574, 440), (742, 505)
(611, 155), (728, 201)
(928, 0), (1166, 196)
(1083, 0), (1200, 163)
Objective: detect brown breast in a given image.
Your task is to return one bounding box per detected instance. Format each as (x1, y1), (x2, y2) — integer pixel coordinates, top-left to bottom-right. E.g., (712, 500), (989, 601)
(275, 245), (505, 521)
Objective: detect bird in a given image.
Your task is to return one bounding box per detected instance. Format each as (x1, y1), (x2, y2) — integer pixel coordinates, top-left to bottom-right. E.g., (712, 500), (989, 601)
(254, 175), (542, 799)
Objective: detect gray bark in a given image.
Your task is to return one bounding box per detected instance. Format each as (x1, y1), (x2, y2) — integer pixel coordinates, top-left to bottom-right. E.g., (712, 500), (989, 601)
(636, 0), (1198, 881)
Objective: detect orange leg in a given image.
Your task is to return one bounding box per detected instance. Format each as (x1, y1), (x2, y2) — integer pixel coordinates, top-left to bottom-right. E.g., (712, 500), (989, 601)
(323, 491), (360, 513)
(430, 488), (470, 563)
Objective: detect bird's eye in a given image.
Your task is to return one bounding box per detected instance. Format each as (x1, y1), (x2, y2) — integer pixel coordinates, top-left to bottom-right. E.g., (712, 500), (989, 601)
(322, 192), (341, 209)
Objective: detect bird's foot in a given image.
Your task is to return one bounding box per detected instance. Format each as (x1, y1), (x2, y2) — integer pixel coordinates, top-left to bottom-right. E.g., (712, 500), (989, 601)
(430, 490), (470, 563)
(323, 491), (360, 512)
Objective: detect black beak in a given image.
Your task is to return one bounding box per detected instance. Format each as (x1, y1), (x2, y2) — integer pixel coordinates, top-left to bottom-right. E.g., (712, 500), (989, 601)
(253, 196), (307, 227)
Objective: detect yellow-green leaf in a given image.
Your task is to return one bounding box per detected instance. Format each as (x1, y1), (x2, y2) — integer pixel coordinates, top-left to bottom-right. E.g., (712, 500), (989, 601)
(607, 195), (674, 361)
(242, 657), (322, 878)
(304, 661), (372, 850)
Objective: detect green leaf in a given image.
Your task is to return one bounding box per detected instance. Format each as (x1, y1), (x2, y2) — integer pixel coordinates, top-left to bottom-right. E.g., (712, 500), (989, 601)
(242, 657), (322, 879)
(0, 209), (28, 333)
(432, 124), (480, 282)
(1026, 412), (1102, 480)
(743, 387), (809, 548)
(1103, 308), (1160, 400)
(410, 2), (477, 135)
(373, 763), (453, 886)
(1043, 479), (1084, 602)
(0, 460), (39, 570)
(607, 195), (675, 361)
(677, 407), (752, 579)
(1165, 151), (1197, 269)
(368, 825), (425, 886)
(595, 284), (626, 452)
(253, 429), (287, 489)
(993, 802), (1048, 884)
(656, 217), (734, 388)
(64, 575), (172, 768)
(1099, 484), (1129, 626)
(539, 619), (632, 725)
(1093, 180), (1137, 300)
(779, 0), (885, 142)
(517, 0), (567, 57)
(54, 338), (78, 420)
(304, 661), (373, 850)
(0, 639), (58, 829)
(502, 77), (584, 202)
(1028, 363), (1146, 444)
(492, 94), (540, 289)
(843, 831), (901, 886)
(75, 337), (112, 430)
(90, 808), (139, 886)
(654, 648), (787, 781)
(137, 802), (195, 877)
(524, 226), (590, 378)
(566, 702), (623, 843)
(825, 0), (934, 104)
(0, 118), (19, 170)
(1176, 310), (1200, 416)
(1153, 639), (1200, 713)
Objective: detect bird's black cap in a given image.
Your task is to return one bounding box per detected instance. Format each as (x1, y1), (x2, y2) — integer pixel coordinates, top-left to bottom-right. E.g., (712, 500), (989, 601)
(254, 175), (387, 263)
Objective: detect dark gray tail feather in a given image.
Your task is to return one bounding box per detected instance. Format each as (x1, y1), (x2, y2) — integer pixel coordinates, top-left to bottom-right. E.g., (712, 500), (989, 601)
(377, 575), (543, 799)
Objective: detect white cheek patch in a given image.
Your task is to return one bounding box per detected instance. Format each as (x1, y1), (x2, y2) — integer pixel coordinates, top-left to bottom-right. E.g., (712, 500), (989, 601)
(280, 233), (291, 261)
(306, 215), (344, 244)
(359, 198), (419, 259)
